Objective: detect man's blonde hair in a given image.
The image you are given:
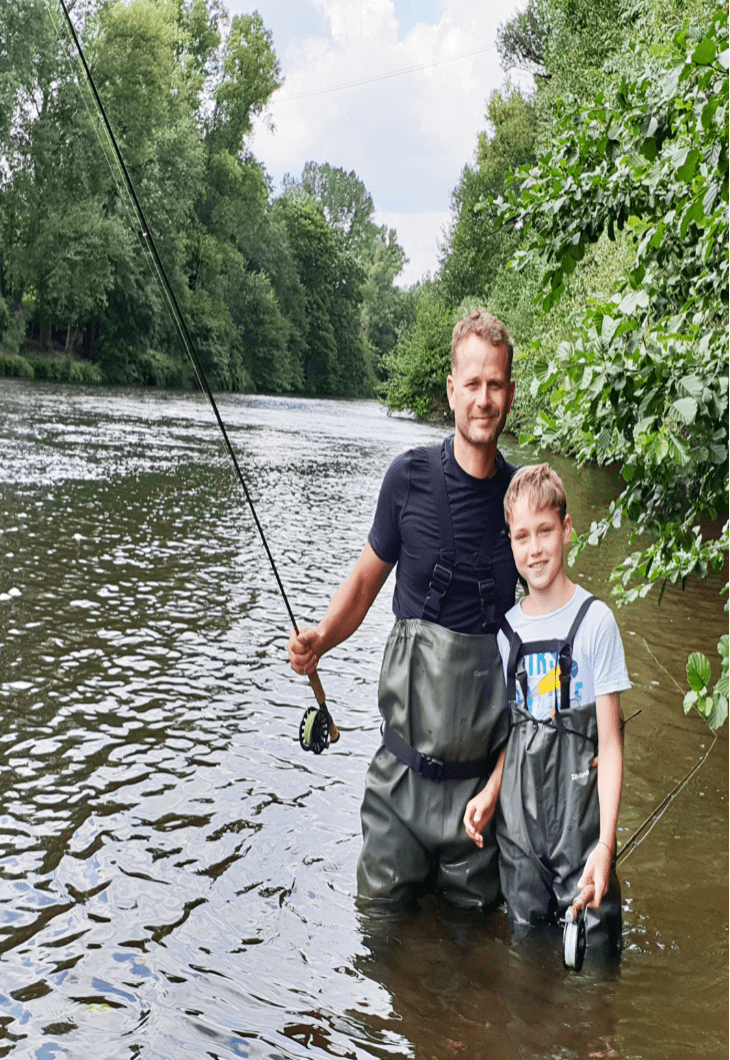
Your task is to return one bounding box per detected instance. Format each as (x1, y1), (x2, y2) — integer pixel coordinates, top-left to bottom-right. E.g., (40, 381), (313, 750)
(504, 464), (568, 525)
(451, 310), (513, 375)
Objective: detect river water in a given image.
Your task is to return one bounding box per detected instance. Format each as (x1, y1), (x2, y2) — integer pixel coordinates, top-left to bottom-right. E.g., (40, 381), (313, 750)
(0, 380), (726, 1060)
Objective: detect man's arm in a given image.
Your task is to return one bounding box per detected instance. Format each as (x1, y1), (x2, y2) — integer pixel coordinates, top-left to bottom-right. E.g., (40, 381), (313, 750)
(287, 543), (394, 675)
(578, 691), (623, 908)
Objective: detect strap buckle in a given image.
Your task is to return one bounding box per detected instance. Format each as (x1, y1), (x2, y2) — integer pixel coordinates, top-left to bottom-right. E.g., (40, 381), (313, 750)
(423, 562), (453, 621)
(477, 575), (495, 602)
(413, 751), (444, 782)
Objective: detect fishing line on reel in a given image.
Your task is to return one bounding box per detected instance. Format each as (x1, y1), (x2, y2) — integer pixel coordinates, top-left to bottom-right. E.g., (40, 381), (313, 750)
(51, 0), (338, 752)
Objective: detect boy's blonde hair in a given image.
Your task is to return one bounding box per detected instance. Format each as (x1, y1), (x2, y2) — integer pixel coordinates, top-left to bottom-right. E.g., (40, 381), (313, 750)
(504, 464), (567, 525)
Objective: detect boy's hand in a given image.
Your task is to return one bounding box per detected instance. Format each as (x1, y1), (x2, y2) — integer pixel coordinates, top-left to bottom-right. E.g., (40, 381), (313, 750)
(463, 787), (498, 848)
(463, 747), (506, 848)
(577, 841), (613, 909)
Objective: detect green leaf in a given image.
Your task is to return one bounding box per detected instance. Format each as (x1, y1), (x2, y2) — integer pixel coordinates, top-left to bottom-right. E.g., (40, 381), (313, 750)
(672, 397), (698, 424)
(676, 149), (700, 183)
(687, 652), (712, 692)
(666, 433), (691, 465)
(601, 314), (619, 346)
(706, 694), (728, 732)
(692, 38), (717, 66)
(639, 114), (659, 138)
(678, 375), (705, 400)
(680, 197), (705, 238)
(617, 290), (649, 316)
(641, 137), (658, 162)
(701, 98), (719, 131)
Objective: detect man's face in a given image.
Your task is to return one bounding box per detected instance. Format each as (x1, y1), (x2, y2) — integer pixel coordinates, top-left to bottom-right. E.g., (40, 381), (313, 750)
(447, 334), (515, 453)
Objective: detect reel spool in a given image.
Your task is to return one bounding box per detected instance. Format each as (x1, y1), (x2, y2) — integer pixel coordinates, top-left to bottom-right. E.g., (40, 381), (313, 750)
(299, 706), (332, 755)
(563, 886), (592, 972)
(299, 670), (339, 754)
(563, 906), (587, 972)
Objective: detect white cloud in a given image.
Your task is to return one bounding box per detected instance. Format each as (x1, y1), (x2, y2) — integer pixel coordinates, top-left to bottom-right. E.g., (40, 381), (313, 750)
(228, 0), (532, 284)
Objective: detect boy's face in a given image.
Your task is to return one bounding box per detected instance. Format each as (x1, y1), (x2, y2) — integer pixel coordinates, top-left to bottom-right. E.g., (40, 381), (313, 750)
(507, 496), (572, 594)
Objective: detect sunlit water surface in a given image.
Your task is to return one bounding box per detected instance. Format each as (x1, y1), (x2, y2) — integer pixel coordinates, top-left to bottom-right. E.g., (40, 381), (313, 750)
(0, 380), (726, 1059)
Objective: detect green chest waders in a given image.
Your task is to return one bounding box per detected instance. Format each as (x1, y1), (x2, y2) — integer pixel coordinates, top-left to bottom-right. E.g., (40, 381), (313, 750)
(495, 597), (622, 960)
(356, 444), (513, 907)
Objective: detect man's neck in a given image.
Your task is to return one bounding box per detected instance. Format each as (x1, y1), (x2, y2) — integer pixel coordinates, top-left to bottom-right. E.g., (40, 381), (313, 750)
(452, 434), (498, 479)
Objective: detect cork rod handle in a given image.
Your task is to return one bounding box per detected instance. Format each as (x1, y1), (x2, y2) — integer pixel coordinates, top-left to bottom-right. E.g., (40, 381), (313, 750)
(308, 670), (339, 743)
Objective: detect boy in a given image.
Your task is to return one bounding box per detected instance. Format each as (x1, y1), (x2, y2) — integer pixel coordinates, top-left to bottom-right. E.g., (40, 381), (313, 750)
(463, 464), (629, 959)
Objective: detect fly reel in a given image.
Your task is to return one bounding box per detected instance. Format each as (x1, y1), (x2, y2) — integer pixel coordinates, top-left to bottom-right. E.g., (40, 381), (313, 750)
(299, 670), (339, 754)
(563, 885), (592, 972)
(299, 705), (333, 754)
(563, 905), (587, 972)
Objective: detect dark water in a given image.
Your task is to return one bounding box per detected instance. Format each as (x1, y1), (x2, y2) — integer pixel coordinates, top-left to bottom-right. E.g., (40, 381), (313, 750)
(0, 380), (726, 1060)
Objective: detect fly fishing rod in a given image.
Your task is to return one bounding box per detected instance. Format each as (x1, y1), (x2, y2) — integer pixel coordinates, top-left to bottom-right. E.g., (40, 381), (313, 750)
(54, 0), (337, 753)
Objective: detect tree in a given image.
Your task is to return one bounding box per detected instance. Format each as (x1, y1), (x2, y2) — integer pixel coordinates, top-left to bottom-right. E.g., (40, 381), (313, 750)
(283, 162), (376, 254)
(496, 0), (549, 78)
(381, 288), (454, 419)
(281, 162), (409, 374)
(493, 8), (728, 627)
(439, 86), (537, 306)
(277, 196), (371, 396)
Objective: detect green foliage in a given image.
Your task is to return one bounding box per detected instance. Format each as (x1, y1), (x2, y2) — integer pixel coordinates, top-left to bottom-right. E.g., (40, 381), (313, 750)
(684, 636), (729, 731)
(0, 352), (34, 379)
(283, 162), (376, 253)
(499, 7), (728, 605)
(277, 197), (371, 397)
(496, 0), (548, 78)
(282, 161), (409, 373)
(440, 86), (537, 306)
(382, 292), (454, 419)
(25, 353), (103, 384)
(0, 0), (379, 397)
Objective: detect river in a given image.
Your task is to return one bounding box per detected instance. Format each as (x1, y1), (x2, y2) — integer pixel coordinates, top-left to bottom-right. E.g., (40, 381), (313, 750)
(0, 380), (726, 1060)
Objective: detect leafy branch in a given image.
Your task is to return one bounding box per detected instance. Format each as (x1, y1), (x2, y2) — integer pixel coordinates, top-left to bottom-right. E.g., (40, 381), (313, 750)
(485, 8), (728, 610)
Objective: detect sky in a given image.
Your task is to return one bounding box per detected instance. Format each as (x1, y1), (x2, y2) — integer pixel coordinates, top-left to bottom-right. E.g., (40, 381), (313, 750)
(227, 0), (532, 287)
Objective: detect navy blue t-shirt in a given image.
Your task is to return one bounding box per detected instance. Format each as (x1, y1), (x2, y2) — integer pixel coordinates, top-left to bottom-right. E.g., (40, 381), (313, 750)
(368, 438), (518, 635)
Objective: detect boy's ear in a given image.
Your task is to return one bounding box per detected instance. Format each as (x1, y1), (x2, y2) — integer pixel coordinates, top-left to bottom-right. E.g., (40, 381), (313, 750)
(562, 513), (572, 545)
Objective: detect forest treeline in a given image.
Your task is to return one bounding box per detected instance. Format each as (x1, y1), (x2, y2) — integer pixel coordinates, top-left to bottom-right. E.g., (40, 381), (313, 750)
(0, 0), (418, 396)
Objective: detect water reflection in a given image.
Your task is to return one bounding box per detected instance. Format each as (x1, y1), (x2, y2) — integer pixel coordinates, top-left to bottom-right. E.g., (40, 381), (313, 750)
(0, 380), (726, 1059)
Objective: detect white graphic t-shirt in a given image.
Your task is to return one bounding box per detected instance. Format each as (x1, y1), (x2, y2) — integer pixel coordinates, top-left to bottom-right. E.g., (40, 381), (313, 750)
(496, 585), (631, 719)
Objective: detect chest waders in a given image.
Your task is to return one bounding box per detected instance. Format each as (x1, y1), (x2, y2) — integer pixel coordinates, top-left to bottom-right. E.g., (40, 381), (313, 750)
(357, 444), (513, 907)
(495, 597), (622, 961)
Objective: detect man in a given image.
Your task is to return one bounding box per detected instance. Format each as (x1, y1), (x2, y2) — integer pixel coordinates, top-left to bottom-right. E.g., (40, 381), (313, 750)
(288, 310), (519, 907)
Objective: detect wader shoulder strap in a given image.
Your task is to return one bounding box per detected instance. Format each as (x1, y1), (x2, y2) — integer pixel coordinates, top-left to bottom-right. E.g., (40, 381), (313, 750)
(500, 595), (597, 714)
(422, 442), (455, 623)
(500, 617), (523, 708)
(557, 595), (596, 711)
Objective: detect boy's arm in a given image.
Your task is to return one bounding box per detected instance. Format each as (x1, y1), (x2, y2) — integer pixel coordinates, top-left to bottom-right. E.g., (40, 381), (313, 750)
(578, 691), (623, 908)
(463, 747), (506, 848)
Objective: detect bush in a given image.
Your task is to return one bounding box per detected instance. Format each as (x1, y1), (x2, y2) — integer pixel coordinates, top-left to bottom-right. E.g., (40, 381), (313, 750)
(25, 354), (103, 384)
(382, 296), (454, 419)
(0, 351), (34, 378)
